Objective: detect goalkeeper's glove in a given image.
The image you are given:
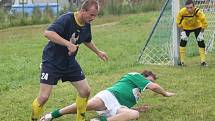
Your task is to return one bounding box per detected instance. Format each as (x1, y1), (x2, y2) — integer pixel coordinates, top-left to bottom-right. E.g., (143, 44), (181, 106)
(180, 31), (188, 41)
(197, 32), (204, 41)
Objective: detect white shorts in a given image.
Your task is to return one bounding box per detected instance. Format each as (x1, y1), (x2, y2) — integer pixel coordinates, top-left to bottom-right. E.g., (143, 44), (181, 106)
(94, 90), (127, 117)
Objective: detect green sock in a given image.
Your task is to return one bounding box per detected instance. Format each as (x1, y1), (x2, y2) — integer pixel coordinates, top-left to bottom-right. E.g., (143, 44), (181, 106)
(100, 114), (107, 121)
(51, 109), (62, 118)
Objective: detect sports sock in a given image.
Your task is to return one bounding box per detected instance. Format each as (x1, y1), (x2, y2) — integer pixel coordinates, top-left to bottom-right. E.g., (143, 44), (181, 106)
(179, 47), (186, 63)
(32, 98), (43, 120)
(51, 109), (62, 118)
(76, 95), (88, 121)
(100, 114), (107, 121)
(199, 47), (206, 63)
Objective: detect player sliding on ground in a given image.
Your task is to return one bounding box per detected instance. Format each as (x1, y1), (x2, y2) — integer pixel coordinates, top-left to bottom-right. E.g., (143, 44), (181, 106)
(40, 70), (175, 121)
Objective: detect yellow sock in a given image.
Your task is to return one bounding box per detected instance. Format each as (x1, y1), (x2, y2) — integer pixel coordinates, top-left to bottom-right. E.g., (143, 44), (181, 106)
(76, 96), (88, 121)
(32, 98), (43, 120)
(199, 47), (206, 63)
(179, 47), (186, 63)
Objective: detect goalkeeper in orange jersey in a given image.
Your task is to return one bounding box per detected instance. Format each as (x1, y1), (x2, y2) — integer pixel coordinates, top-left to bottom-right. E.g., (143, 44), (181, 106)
(176, 0), (208, 66)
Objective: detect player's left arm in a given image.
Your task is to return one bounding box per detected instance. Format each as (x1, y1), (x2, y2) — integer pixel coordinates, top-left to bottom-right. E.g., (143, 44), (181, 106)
(147, 82), (175, 97)
(198, 10), (208, 31)
(84, 41), (108, 61)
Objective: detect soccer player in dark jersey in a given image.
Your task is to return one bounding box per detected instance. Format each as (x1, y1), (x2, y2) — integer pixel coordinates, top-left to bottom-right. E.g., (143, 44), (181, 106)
(39, 70), (175, 121)
(31, 0), (108, 121)
(176, 0), (208, 66)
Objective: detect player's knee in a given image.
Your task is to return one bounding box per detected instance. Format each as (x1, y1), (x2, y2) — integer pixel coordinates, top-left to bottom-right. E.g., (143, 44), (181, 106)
(79, 87), (91, 98)
(38, 94), (50, 105)
(87, 97), (105, 111)
(197, 41), (206, 48)
(180, 40), (187, 47)
(86, 102), (94, 110)
(87, 100), (97, 110)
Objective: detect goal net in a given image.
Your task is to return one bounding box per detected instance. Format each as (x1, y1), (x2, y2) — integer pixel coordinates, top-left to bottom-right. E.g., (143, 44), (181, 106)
(137, 0), (180, 65)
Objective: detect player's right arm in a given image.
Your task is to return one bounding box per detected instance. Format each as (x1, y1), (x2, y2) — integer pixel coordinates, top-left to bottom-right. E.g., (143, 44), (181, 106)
(176, 11), (183, 30)
(147, 82), (175, 97)
(44, 30), (78, 55)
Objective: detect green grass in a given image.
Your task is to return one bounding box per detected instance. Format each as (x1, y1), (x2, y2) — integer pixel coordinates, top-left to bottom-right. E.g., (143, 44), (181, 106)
(0, 12), (215, 121)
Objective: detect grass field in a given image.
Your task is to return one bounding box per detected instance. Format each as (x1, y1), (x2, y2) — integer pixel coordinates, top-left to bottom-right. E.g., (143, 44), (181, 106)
(0, 12), (215, 121)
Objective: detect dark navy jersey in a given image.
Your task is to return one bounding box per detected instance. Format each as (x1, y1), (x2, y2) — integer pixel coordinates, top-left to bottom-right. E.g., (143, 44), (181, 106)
(42, 12), (92, 70)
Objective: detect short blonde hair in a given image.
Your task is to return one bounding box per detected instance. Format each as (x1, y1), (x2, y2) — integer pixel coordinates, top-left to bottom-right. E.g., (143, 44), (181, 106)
(80, 0), (100, 11)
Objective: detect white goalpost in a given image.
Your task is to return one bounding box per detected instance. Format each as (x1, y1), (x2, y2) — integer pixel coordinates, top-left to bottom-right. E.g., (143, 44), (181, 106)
(138, 0), (180, 65)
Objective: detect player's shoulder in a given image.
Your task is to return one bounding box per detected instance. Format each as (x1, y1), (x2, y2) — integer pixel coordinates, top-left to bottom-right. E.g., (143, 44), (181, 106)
(127, 72), (141, 76)
(194, 8), (204, 16)
(57, 12), (74, 21)
(179, 7), (188, 14)
(126, 72), (144, 79)
(61, 12), (73, 17)
(180, 7), (187, 12)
